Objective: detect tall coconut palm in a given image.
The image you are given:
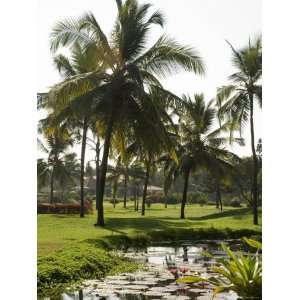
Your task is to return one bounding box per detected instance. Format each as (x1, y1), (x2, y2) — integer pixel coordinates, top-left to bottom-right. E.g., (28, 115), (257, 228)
(163, 94), (242, 219)
(217, 37), (262, 224)
(49, 0), (205, 226)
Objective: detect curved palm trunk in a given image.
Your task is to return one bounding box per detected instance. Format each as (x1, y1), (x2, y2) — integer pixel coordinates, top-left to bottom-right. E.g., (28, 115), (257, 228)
(181, 169), (190, 219)
(141, 161), (150, 216)
(95, 137), (101, 210)
(80, 118), (88, 218)
(95, 114), (114, 227)
(250, 93), (259, 225)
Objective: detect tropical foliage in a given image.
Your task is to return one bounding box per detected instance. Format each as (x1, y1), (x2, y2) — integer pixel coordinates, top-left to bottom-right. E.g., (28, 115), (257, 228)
(162, 93), (242, 218)
(177, 238), (262, 299)
(216, 37), (262, 224)
(38, 0), (262, 226)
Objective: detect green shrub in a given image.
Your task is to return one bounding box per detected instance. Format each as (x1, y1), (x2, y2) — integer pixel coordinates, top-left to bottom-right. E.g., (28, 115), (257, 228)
(108, 198), (120, 205)
(162, 195), (179, 205)
(230, 199), (241, 207)
(198, 198), (207, 206)
(38, 244), (139, 296)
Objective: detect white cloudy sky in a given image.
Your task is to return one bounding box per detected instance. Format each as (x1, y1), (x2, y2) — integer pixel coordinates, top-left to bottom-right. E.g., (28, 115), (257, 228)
(38, 0), (262, 163)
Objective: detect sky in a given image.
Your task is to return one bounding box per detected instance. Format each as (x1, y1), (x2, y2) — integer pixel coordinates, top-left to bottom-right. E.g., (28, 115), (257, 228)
(37, 0), (262, 164)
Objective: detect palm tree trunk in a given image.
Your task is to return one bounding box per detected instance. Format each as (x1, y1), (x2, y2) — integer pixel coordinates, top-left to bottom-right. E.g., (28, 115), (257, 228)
(112, 179), (117, 208)
(80, 118), (88, 218)
(181, 169), (190, 219)
(250, 93), (259, 225)
(95, 137), (101, 210)
(136, 184), (139, 211)
(141, 161), (150, 216)
(216, 183), (222, 211)
(123, 174), (127, 208)
(50, 169), (54, 204)
(95, 114), (114, 226)
(215, 186), (220, 209)
(134, 185), (137, 210)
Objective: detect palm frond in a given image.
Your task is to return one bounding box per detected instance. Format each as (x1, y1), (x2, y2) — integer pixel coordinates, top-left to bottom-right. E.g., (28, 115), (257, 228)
(135, 34), (205, 77)
(50, 16), (97, 53)
(53, 54), (76, 78)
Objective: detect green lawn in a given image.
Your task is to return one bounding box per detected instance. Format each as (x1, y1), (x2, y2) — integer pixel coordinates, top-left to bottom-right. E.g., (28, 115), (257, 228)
(38, 202), (261, 256)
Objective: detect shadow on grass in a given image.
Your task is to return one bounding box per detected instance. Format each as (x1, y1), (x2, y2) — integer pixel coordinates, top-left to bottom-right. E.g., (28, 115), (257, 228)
(48, 214), (81, 218)
(189, 208), (251, 221)
(105, 217), (172, 232)
(88, 208), (251, 234)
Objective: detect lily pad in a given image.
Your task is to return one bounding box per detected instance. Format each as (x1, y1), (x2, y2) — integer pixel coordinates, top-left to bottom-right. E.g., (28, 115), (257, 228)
(144, 291), (171, 297)
(189, 288), (204, 294)
(117, 289), (142, 295)
(125, 285), (149, 290)
(163, 296), (190, 300)
(105, 280), (131, 285)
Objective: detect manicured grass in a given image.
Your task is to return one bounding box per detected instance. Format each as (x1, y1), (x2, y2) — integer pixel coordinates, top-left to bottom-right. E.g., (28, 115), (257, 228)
(38, 202), (261, 256)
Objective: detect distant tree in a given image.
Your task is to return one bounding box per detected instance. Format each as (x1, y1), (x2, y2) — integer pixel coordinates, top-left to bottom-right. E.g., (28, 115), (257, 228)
(37, 123), (73, 203)
(41, 41), (104, 217)
(164, 94), (241, 219)
(217, 37), (262, 224)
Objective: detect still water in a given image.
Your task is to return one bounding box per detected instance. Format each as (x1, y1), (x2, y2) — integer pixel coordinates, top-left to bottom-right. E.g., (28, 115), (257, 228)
(41, 241), (240, 300)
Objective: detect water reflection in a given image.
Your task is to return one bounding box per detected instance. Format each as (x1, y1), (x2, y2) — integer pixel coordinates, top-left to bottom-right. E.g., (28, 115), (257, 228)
(41, 242), (234, 300)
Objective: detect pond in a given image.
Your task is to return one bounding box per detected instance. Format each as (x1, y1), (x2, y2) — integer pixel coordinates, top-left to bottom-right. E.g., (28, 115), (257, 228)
(40, 240), (243, 300)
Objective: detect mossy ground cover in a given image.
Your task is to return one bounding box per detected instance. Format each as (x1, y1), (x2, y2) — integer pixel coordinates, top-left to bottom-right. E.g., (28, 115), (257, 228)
(38, 244), (139, 297)
(37, 202), (261, 295)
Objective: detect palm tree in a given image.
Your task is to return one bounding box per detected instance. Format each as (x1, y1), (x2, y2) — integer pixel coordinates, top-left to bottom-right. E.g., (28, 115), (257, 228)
(85, 120), (105, 211)
(163, 94), (241, 219)
(44, 43), (104, 217)
(38, 124), (73, 203)
(217, 37), (262, 224)
(56, 153), (81, 202)
(49, 0), (205, 226)
(107, 158), (144, 208)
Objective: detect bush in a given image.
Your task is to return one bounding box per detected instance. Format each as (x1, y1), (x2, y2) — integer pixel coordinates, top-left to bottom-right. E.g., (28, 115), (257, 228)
(230, 199), (241, 207)
(38, 244), (139, 297)
(188, 192), (208, 204)
(108, 198), (120, 205)
(162, 195), (178, 205)
(198, 198), (207, 206)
